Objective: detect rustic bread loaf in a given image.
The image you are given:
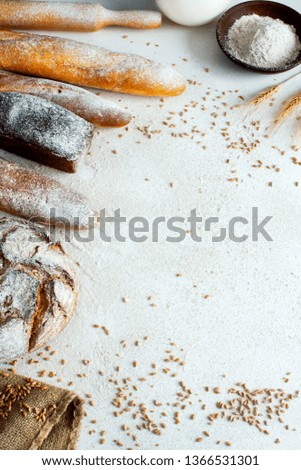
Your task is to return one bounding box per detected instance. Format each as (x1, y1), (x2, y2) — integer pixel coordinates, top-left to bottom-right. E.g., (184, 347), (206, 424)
(0, 31), (186, 97)
(0, 217), (77, 361)
(0, 157), (97, 229)
(0, 71), (131, 128)
(0, 92), (94, 173)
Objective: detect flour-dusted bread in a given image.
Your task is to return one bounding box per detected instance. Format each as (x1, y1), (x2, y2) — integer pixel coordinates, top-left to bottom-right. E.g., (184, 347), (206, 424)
(0, 31), (186, 97)
(0, 92), (94, 173)
(0, 157), (97, 229)
(0, 71), (131, 128)
(0, 217), (78, 361)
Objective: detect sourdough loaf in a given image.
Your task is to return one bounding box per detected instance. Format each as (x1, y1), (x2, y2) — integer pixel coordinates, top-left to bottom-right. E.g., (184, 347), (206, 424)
(0, 217), (77, 361)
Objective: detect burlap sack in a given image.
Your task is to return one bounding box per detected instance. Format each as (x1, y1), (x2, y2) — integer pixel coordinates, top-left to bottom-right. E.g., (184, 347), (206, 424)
(0, 372), (84, 450)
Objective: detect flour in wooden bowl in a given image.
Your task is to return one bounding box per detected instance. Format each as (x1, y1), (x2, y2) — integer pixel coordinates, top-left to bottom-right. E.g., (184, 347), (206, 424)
(227, 14), (301, 69)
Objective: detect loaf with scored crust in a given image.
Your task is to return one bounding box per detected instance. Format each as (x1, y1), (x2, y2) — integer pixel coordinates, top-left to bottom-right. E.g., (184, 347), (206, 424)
(0, 31), (186, 97)
(0, 92), (94, 173)
(0, 217), (78, 361)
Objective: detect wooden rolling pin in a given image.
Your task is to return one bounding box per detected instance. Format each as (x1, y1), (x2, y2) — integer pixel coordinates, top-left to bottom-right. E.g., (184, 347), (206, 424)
(0, 1), (162, 31)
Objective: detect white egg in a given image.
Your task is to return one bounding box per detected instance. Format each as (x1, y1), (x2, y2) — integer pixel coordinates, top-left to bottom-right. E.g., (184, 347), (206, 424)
(155, 0), (231, 26)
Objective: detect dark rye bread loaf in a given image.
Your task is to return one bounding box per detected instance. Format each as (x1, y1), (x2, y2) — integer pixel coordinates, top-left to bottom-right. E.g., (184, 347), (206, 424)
(0, 92), (94, 173)
(0, 217), (78, 360)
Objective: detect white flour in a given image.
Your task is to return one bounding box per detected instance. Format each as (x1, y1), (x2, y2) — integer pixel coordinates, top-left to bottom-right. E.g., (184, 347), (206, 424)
(227, 14), (301, 69)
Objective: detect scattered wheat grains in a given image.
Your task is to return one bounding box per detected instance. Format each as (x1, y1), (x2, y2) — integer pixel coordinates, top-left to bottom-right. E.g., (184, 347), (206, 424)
(4, 76), (300, 449)
(102, 326), (110, 336)
(142, 82), (279, 182)
(91, 352), (299, 448)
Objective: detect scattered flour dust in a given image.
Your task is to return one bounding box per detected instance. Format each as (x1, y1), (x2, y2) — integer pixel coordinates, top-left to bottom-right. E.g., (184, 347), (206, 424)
(227, 14), (301, 69)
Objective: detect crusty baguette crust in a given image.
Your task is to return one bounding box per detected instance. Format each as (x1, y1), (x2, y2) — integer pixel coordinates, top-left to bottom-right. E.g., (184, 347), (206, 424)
(0, 31), (186, 97)
(0, 157), (97, 229)
(0, 71), (131, 127)
(0, 92), (94, 173)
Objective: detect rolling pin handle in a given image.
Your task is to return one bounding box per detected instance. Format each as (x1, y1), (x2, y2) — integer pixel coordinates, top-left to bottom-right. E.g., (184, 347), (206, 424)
(101, 9), (162, 29)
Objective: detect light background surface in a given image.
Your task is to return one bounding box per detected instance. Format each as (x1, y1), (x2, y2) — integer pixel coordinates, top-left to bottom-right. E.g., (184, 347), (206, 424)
(1, 0), (301, 450)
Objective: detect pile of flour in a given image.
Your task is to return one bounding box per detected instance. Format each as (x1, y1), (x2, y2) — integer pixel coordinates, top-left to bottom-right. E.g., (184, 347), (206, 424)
(227, 14), (301, 68)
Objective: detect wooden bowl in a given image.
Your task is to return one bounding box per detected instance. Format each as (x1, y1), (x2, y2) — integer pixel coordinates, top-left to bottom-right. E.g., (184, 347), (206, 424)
(216, 1), (301, 73)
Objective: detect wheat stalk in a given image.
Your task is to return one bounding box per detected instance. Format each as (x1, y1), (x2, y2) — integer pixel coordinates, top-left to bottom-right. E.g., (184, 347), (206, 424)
(296, 116), (301, 147)
(274, 91), (301, 125)
(250, 84), (280, 106)
(241, 70), (301, 109)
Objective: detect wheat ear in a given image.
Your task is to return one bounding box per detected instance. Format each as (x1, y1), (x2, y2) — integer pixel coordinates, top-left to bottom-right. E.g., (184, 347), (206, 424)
(242, 70), (301, 108)
(250, 84), (280, 106)
(274, 91), (301, 125)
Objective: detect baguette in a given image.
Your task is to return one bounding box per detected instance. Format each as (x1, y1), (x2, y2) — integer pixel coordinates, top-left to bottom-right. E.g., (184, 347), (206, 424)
(0, 157), (97, 229)
(0, 217), (77, 360)
(0, 31), (186, 97)
(0, 71), (131, 128)
(0, 92), (94, 173)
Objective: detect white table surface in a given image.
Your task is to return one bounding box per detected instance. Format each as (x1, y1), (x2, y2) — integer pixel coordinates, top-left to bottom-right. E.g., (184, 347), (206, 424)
(1, 0), (301, 450)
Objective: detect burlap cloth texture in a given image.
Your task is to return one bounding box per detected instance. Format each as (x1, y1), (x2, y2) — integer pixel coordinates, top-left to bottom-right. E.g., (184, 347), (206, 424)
(0, 372), (84, 450)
